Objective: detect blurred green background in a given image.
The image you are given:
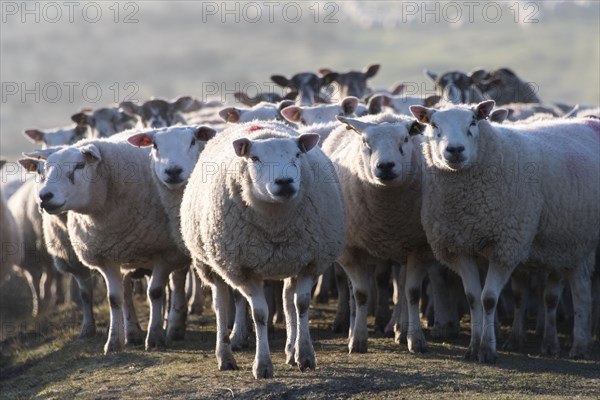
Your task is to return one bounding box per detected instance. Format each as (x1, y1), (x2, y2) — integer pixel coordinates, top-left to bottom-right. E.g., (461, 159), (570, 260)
(1, 1), (599, 162)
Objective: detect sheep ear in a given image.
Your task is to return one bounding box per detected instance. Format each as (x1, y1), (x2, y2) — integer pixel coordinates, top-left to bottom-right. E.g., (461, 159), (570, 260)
(423, 95), (442, 107)
(80, 144), (101, 163)
(424, 69), (438, 82)
(232, 138), (251, 157)
(18, 158), (41, 173)
(391, 83), (405, 95)
(468, 68), (489, 84)
(409, 121), (426, 136)
(280, 106), (303, 123)
(119, 101), (141, 116)
(283, 90), (298, 101)
(22, 147), (61, 161)
(489, 108), (509, 123)
(171, 96), (194, 112)
(219, 107), (241, 123)
(318, 68), (333, 76)
(321, 72), (339, 86)
(336, 116), (369, 134)
(297, 134), (320, 153)
(127, 133), (154, 147)
(271, 75), (290, 87)
(71, 112), (95, 127)
(409, 105), (433, 124)
(364, 64), (380, 79)
(367, 94), (389, 114)
(341, 96), (359, 115)
(23, 129), (45, 143)
(195, 126), (216, 142)
(474, 100), (496, 120)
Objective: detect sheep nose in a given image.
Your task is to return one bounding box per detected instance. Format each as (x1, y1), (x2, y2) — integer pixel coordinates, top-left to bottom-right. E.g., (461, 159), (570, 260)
(376, 162), (396, 171)
(40, 192), (54, 202)
(275, 177), (294, 186)
(165, 167), (183, 177)
(446, 145), (465, 155)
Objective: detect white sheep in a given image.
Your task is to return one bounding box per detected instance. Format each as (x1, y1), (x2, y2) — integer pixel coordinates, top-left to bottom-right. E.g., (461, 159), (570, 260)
(126, 125), (216, 341)
(0, 160), (21, 285)
(410, 100), (599, 362)
(322, 112), (444, 353)
(119, 96), (199, 128)
(280, 96), (360, 126)
(71, 107), (141, 138)
(24, 134), (188, 353)
(180, 121), (345, 379)
(218, 100), (295, 124)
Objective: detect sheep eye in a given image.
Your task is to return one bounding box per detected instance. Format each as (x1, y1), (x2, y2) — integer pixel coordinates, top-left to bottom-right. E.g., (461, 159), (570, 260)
(75, 162), (85, 170)
(431, 123), (438, 129)
(250, 156), (260, 162)
(301, 118), (307, 125)
(190, 138), (196, 147)
(296, 152), (301, 158)
(153, 142), (158, 150)
(404, 137), (409, 143)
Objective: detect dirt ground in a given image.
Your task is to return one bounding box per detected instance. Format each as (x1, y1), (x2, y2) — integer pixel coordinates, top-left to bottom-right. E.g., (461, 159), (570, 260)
(1, 277), (599, 400)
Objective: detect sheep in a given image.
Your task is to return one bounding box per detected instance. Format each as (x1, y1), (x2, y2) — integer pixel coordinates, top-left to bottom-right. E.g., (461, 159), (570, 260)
(410, 100), (599, 362)
(234, 91), (297, 107)
(270, 72), (337, 105)
(366, 93), (442, 115)
(471, 68), (541, 105)
(425, 68), (486, 104)
(218, 101), (295, 124)
(1, 160), (21, 285)
(180, 121), (345, 378)
(317, 64), (380, 100)
(23, 134), (188, 353)
(71, 106), (141, 138)
(119, 96), (199, 128)
(321, 112), (445, 353)
(126, 125), (216, 341)
(280, 97), (360, 126)
(24, 125), (90, 148)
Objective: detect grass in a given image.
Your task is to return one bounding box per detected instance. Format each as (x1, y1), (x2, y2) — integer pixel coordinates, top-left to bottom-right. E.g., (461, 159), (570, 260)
(1, 292), (599, 399)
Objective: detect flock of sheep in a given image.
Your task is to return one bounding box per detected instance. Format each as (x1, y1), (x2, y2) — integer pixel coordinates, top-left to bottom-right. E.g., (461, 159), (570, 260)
(1, 64), (599, 379)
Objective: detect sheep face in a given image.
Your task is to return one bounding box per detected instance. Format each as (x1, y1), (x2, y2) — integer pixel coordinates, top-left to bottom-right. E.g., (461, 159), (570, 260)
(271, 72), (337, 106)
(410, 100), (495, 171)
(232, 134), (320, 203)
(72, 108), (140, 138)
(281, 97), (359, 125)
(25, 145), (103, 215)
(337, 116), (424, 185)
(23, 126), (88, 148)
(318, 64), (380, 99)
(120, 96), (195, 128)
(128, 126), (216, 189)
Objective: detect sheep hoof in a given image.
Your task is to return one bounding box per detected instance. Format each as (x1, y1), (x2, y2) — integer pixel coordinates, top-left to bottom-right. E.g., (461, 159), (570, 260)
(478, 345), (497, 364)
(407, 333), (428, 353)
(145, 330), (166, 351)
(285, 345), (295, 366)
(218, 357), (239, 371)
(464, 344), (479, 361)
(348, 338), (368, 353)
(104, 339), (124, 354)
(253, 359), (274, 379)
(540, 339), (560, 357)
(296, 356), (316, 372)
(568, 344), (590, 360)
(78, 324), (96, 339)
(502, 333), (525, 352)
(166, 326), (186, 342)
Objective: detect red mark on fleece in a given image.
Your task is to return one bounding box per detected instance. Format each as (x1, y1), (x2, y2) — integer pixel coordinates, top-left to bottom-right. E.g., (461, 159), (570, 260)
(247, 125), (263, 132)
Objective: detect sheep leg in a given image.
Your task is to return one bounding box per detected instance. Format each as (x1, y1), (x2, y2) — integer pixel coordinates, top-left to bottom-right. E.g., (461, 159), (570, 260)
(566, 256), (593, 359)
(294, 273), (317, 372)
(283, 277), (298, 365)
(65, 260), (96, 338)
(230, 291), (249, 350)
(187, 269), (204, 315)
(314, 265), (333, 304)
(273, 280), (284, 324)
(502, 269), (529, 352)
(238, 279), (273, 379)
(429, 263), (460, 339)
(374, 261), (391, 335)
(342, 257), (370, 353)
(385, 263), (401, 338)
(21, 269), (40, 317)
(102, 267), (125, 354)
(166, 268), (187, 341)
(397, 263), (409, 344)
(122, 271), (144, 345)
(453, 257), (483, 361)
(479, 264), (514, 364)
(541, 271), (562, 356)
(332, 263), (350, 333)
(145, 266), (170, 350)
(211, 276), (238, 370)
(405, 253), (428, 353)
